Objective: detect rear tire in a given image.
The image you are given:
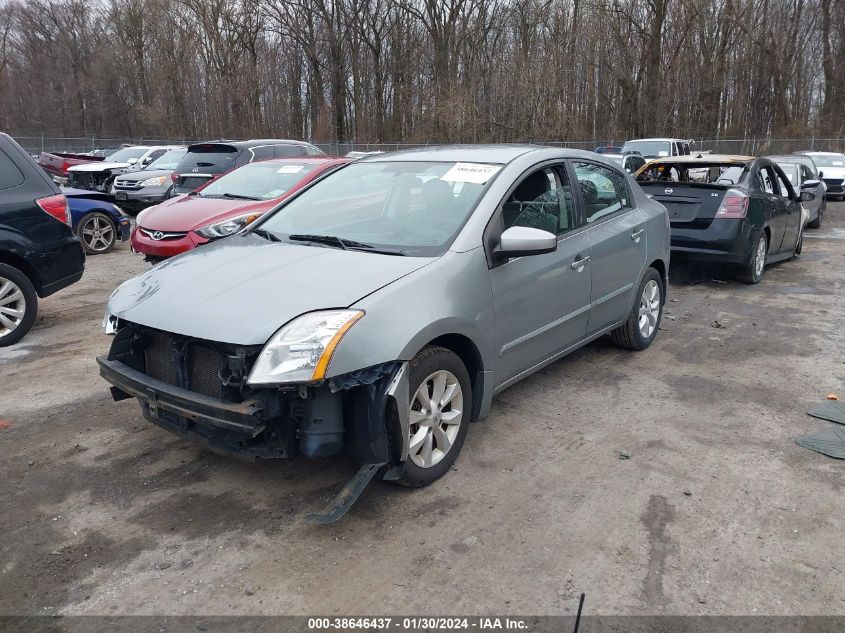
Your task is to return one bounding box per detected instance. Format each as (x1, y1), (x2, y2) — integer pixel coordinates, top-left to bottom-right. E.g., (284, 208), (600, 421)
(739, 232), (767, 284)
(0, 263), (38, 347)
(610, 268), (663, 351)
(77, 212), (117, 254)
(807, 209), (823, 229)
(392, 345), (471, 488)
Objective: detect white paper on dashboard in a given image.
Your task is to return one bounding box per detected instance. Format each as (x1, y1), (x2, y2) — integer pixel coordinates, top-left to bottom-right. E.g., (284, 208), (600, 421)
(440, 162), (502, 184)
(277, 165), (304, 174)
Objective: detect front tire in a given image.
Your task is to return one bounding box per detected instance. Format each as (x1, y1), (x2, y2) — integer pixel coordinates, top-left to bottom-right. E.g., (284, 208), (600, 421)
(77, 212), (117, 254)
(0, 263), (38, 347)
(807, 207), (823, 229)
(393, 345), (471, 488)
(739, 232), (767, 284)
(611, 268), (663, 350)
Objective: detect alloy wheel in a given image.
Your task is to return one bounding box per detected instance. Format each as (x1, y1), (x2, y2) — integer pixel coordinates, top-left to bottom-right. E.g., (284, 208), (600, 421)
(637, 279), (660, 339)
(0, 277), (26, 337)
(81, 215), (115, 252)
(408, 370), (464, 468)
(754, 236), (767, 278)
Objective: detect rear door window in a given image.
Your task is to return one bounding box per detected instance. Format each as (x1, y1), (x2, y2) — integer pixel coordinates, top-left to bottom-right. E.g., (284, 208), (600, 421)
(274, 145), (305, 158)
(759, 168), (776, 194)
(250, 146), (275, 160)
(0, 148), (24, 190)
(178, 145), (241, 174)
(572, 162), (624, 223)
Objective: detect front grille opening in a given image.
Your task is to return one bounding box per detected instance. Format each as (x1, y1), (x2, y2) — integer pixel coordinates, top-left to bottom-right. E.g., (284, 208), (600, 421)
(188, 344), (224, 399)
(137, 327), (256, 401)
(143, 331), (179, 386)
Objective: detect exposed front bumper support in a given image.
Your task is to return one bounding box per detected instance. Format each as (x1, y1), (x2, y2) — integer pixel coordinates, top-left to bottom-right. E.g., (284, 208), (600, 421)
(97, 356), (266, 436)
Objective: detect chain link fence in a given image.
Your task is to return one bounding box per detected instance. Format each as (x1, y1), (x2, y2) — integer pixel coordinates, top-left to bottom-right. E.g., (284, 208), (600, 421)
(11, 135), (845, 158)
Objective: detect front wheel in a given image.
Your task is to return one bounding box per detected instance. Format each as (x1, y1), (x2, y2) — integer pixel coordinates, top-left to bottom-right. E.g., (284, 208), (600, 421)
(739, 232), (767, 284)
(392, 345), (471, 488)
(806, 207), (823, 229)
(0, 263), (38, 347)
(610, 268), (663, 350)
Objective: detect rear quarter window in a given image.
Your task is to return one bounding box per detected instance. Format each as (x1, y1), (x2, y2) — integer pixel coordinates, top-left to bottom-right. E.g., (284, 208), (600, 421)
(274, 145), (305, 158)
(0, 148), (25, 190)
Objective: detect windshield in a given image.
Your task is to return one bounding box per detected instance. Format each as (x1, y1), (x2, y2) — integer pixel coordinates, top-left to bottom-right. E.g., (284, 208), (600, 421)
(807, 154), (845, 167)
(774, 163), (800, 184)
(200, 160), (320, 200)
(621, 141), (670, 158)
(258, 161), (501, 256)
(146, 148), (186, 170)
(107, 148), (148, 163)
(178, 145), (241, 174)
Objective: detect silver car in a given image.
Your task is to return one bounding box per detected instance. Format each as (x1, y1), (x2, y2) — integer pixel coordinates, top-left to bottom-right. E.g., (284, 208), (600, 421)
(98, 146), (670, 521)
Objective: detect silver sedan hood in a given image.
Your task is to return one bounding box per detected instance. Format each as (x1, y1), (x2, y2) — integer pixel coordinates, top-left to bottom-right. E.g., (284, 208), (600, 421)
(108, 233), (435, 345)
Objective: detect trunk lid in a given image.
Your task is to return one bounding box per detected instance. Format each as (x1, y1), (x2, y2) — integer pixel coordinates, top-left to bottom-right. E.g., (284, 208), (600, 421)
(639, 182), (730, 228)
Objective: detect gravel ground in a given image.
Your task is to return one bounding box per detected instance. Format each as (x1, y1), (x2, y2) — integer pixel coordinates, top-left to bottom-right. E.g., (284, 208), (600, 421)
(1, 203), (844, 617)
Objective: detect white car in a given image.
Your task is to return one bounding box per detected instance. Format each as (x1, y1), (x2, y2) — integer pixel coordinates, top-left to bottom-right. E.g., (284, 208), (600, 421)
(66, 145), (182, 193)
(797, 151), (845, 200)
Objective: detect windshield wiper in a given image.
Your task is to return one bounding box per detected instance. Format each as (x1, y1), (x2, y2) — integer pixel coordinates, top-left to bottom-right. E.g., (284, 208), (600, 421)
(252, 228), (281, 242)
(222, 192), (260, 201)
(288, 234), (405, 255)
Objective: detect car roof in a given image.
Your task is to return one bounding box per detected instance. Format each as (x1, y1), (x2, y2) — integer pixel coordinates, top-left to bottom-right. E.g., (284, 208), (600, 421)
(360, 144), (571, 164)
(624, 138), (689, 143)
(799, 151), (844, 156)
(188, 139), (316, 150)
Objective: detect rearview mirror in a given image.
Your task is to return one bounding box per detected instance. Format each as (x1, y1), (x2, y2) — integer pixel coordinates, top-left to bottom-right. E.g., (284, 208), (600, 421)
(495, 226), (557, 260)
(127, 158), (138, 165)
(801, 179), (820, 189)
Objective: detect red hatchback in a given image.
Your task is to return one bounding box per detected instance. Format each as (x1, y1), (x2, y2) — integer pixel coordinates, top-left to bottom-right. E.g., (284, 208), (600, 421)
(131, 157), (349, 261)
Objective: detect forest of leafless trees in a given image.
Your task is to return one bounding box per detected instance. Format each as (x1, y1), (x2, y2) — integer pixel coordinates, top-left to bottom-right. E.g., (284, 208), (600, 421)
(0, 0), (842, 144)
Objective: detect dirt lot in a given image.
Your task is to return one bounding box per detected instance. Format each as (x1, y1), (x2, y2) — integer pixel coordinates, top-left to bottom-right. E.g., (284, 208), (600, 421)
(1, 204), (844, 617)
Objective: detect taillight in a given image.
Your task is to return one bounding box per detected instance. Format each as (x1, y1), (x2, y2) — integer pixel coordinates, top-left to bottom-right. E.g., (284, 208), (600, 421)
(36, 194), (71, 225)
(715, 190), (749, 219)
(61, 161), (71, 175)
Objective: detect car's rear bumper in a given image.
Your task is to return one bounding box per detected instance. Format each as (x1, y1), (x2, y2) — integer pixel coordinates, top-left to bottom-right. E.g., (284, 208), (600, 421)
(35, 237), (86, 297)
(130, 228), (209, 258)
(670, 218), (758, 265)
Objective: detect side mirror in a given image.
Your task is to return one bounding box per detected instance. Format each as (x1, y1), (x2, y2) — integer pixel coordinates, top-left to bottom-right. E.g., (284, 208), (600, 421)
(494, 226), (557, 260)
(801, 179), (820, 189)
(800, 191), (815, 202)
(818, 170), (824, 178)
(142, 156), (153, 165)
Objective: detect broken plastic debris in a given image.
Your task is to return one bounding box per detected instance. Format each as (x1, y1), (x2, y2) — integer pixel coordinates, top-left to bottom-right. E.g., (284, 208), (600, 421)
(826, 394), (838, 400)
(618, 450), (631, 460)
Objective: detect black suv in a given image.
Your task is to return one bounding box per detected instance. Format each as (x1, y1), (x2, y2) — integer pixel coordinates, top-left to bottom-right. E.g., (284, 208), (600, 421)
(0, 133), (85, 346)
(170, 139), (325, 196)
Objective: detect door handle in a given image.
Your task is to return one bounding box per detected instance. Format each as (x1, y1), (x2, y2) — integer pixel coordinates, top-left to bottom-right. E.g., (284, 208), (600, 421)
(631, 228), (644, 242)
(571, 255), (590, 270)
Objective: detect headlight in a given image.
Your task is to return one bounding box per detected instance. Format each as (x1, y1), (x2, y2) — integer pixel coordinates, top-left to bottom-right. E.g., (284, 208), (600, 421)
(194, 212), (263, 239)
(139, 176), (169, 187)
(247, 310), (364, 385)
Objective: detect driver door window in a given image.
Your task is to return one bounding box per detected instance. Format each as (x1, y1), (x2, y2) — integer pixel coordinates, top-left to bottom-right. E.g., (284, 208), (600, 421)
(502, 166), (576, 236)
(774, 170), (792, 199)
(572, 162), (624, 224)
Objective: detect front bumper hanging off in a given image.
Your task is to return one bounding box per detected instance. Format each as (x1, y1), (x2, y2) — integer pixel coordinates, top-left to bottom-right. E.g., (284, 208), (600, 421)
(97, 352), (411, 523)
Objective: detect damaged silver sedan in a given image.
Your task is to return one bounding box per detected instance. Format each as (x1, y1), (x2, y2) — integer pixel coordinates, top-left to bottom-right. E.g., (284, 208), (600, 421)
(98, 145), (670, 521)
